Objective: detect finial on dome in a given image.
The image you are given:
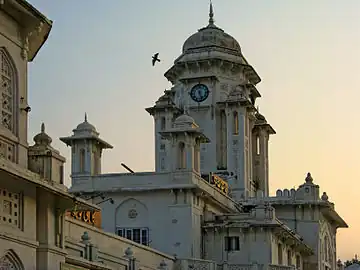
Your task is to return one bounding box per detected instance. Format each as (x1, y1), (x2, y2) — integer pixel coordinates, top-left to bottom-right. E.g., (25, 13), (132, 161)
(41, 122), (45, 133)
(209, 1), (214, 25)
(84, 112), (88, 122)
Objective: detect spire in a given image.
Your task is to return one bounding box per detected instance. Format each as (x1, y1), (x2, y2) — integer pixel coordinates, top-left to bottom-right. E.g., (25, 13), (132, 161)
(208, 1), (214, 25)
(84, 112), (88, 122)
(41, 122), (45, 133)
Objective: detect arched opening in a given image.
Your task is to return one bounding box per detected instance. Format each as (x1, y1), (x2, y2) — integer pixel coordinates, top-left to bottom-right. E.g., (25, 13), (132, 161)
(79, 148), (85, 173)
(178, 142), (186, 169)
(278, 243), (283, 265)
(218, 110), (227, 169)
(287, 250), (292, 266)
(160, 117), (166, 130)
(233, 111), (239, 135)
(0, 249), (24, 270)
(256, 136), (260, 155)
(296, 255), (301, 269)
(0, 48), (17, 134)
(194, 138), (201, 173)
(324, 235), (329, 261)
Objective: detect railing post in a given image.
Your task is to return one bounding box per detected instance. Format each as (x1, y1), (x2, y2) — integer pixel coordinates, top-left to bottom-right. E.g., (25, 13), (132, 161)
(223, 261), (228, 270)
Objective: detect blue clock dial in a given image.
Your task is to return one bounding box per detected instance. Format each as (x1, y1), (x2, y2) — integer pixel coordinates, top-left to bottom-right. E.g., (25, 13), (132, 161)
(190, 84), (209, 103)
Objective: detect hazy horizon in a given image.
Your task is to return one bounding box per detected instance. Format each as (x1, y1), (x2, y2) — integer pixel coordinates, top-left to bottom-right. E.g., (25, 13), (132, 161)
(27, 0), (360, 260)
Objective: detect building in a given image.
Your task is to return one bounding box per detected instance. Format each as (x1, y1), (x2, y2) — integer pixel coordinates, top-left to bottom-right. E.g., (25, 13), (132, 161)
(0, 1), (175, 269)
(63, 3), (348, 270)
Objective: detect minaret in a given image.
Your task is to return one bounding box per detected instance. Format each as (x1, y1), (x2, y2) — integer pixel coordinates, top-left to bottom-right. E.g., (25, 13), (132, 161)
(60, 114), (112, 185)
(146, 91), (182, 172)
(28, 123), (66, 184)
(159, 114), (209, 173)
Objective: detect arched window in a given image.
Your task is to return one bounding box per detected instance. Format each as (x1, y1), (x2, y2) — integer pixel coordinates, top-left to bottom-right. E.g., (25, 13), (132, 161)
(256, 136), (260, 155)
(233, 111), (239, 135)
(79, 148), (85, 173)
(296, 255), (301, 269)
(160, 117), (166, 130)
(287, 250), (292, 266)
(178, 142), (186, 169)
(0, 48), (16, 133)
(0, 249), (24, 270)
(278, 243), (283, 265)
(324, 236), (329, 261)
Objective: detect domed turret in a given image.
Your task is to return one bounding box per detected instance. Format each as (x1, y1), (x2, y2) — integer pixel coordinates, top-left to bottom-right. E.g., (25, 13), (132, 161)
(174, 114), (197, 128)
(60, 113), (112, 180)
(33, 123), (52, 146)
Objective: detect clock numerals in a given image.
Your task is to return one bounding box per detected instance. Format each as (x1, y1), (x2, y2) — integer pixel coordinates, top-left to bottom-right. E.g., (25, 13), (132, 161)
(190, 84), (209, 103)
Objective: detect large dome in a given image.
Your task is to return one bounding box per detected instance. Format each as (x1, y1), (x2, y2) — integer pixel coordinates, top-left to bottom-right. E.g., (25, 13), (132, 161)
(182, 3), (241, 55)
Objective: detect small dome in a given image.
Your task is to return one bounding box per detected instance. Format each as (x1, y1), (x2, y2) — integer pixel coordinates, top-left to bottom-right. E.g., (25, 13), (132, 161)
(174, 114), (196, 125)
(33, 123), (52, 146)
(182, 3), (241, 55)
(321, 192), (329, 201)
(74, 113), (97, 133)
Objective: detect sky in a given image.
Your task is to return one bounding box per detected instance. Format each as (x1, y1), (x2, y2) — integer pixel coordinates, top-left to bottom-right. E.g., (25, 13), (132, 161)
(27, 0), (360, 260)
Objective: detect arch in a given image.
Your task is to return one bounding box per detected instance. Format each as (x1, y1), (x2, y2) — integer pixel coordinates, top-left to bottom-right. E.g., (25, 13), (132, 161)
(79, 148), (85, 172)
(0, 47), (18, 134)
(160, 117), (166, 130)
(0, 249), (25, 270)
(278, 243), (283, 265)
(233, 111), (239, 135)
(115, 198), (149, 226)
(177, 142), (186, 169)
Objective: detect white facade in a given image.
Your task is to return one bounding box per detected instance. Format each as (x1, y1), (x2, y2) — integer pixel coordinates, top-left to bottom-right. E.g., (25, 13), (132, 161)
(0, 1), (179, 269)
(63, 3), (348, 270)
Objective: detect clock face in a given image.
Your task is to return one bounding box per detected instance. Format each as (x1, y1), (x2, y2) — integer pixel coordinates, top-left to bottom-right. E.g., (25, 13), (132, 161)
(190, 84), (209, 103)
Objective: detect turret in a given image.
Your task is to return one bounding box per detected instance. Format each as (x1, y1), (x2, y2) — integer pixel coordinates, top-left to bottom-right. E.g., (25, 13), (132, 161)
(60, 114), (112, 185)
(146, 90), (182, 172)
(28, 123), (66, 184)
(159, 114), (209, 173)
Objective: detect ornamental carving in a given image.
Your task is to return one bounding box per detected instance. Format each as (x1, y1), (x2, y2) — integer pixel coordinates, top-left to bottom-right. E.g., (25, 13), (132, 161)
(128, 209), (138, 219)
(0, 49), (15, 132)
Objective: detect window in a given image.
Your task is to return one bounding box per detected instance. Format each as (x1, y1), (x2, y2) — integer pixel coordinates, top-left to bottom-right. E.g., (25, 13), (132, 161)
(160, 117), (166, 130)
(178, 142), (186, 169)
(296, 255), (301, 269)
(79, 148), (85, 173)
(233, 111), (239, 135)
(256, 136), (260, 155)
(0, 188), (20, 228)
(278, 244), (283, 265)
(287, 250), (292, 266)
(224, 236), (240, 251)
(117, 228), (149, 246)
(59, 165), (64, 184)
(0, 49), (15, 133)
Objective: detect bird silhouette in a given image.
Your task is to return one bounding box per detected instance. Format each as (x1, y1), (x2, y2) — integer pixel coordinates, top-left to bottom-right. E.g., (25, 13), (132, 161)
(152, 53), (161, 66)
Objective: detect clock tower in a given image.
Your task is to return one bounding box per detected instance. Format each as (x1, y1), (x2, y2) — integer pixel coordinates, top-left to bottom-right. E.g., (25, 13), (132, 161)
(147, 3), (275, 200)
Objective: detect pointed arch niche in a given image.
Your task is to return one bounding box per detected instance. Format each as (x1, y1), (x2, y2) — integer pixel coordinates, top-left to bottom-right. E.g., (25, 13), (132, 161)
(0, 47), (18, 134)
(0, 249), (25, 270)
(115, 198), (150, 245)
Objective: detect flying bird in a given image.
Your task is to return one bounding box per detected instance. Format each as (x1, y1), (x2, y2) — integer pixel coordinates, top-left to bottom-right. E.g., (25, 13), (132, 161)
(152, 53), (161, 66)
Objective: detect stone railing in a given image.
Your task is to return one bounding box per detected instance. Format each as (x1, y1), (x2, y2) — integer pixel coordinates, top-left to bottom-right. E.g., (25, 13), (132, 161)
(175, 258), (217, 270)
(267, 265), (295, 270)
